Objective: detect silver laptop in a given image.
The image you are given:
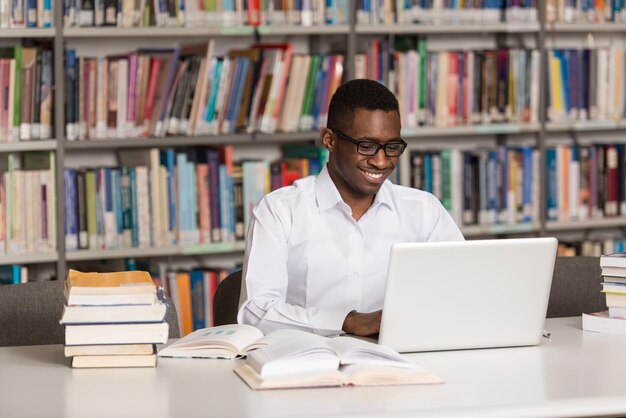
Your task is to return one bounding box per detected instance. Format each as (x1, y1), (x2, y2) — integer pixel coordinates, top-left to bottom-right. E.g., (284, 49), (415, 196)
(378, 237), (558, 353)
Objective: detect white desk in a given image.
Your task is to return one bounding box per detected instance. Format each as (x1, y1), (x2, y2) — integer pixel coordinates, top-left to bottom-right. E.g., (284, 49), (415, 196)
(1, 317), (626, 418)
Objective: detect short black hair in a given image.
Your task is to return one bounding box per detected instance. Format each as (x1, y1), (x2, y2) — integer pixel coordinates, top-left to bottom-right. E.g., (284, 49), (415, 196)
(327, 79), (399, 132)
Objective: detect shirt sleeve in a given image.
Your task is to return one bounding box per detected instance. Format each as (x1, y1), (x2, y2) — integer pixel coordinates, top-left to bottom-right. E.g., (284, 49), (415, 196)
(237, 196), (351, 337)
(425, 194), (465, 242)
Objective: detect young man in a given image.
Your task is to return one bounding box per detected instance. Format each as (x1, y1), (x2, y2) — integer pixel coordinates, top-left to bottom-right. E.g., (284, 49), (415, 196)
(237, 79), (463, 337)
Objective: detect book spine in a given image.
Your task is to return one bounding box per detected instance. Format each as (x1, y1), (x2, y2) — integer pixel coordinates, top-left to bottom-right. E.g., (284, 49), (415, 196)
(64, 170), (78, 251)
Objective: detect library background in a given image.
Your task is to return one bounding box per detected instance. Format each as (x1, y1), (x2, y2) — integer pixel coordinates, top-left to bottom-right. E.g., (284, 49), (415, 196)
(0, 0), (623, 330)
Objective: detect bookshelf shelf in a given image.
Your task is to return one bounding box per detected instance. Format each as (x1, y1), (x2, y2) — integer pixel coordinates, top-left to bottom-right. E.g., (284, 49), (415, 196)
(0, 28), (55, 38)
(462, 223), (540, 237)
(0, 253), (58, 266)
(254, 132), (320, 143)
(255, 25), (350, 35)
(0, 140), (57, 153)
(401, 123), (540, 139)
(546, 218), (626, 232)
(65, 241), (246, 261)
(64, 135), (252, 150)
(546, 23), (626, 33)
(7, 1), (626, 283)
(546, 121), (622, 132)
(63, 25), (350, 38)
(355, 23), (540, 35)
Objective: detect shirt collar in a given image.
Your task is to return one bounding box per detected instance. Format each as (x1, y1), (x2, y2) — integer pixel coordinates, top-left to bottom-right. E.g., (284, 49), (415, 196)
(315, 164), (394, 212)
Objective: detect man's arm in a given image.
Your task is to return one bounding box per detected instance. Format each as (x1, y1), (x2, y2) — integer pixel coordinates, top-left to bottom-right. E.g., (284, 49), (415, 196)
(237, 197), (352, 336)
(342, 310), (382, 336)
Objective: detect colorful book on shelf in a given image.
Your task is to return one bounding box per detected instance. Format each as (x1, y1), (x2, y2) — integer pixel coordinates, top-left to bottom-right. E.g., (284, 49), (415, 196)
(228, 48), (261, 132)
(255, 43), (293, 134)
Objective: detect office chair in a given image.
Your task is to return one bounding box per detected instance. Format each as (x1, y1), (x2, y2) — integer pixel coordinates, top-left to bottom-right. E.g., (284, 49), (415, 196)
(213, 269), (242, 326)
(0, 280), (180, 347)
(546, 256), (606, 318)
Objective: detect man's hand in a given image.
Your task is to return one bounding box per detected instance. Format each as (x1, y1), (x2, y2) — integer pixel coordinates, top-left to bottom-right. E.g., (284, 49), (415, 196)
(342, 310), (382, 336)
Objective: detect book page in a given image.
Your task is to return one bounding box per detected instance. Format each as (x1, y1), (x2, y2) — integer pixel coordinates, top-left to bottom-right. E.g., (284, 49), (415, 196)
(328, 336), (417, 369)
(340, 364), (444, 387)
(234, 364), (345, 390)
(247, 330), (340, 378)
(158, 324), (264, 358)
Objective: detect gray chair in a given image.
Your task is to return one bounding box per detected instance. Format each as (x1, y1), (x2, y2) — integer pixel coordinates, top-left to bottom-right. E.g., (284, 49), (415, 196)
(213, 270), (242, 326)
(546, 256), (606, 318)
(0, 280), (180, 347)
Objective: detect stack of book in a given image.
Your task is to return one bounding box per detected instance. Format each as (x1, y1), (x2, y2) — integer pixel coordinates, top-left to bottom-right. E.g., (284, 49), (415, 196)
(582, 253), (626, 335)
(61, 270), (170, 368)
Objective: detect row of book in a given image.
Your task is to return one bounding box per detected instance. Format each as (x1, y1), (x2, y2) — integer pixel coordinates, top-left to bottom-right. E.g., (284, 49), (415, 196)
(546, 0), (626, 23)
(358, 40), (540, 128)
(0, 264), (29, 284)
(0, 152), (56, 256)
(65, 42), (344, 140)
(557, 239), (625, 257)
(409, 142), (626, 227)
(546, 144), (626, 222)
(547, 48), (626, 123)
(61, 270), (169, 368)
(63, 144), (328, 251)
(64, 0), (348, 28)
(0, 46), (53, 142)
(357, 0), (538, 25)
(0, 0), (53, 28)
(409, 146), (540, 226)
(160, 267), (231, 336)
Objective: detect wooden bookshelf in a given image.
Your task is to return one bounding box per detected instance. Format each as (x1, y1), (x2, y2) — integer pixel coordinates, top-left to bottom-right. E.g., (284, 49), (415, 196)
(3, 1), (626, 277)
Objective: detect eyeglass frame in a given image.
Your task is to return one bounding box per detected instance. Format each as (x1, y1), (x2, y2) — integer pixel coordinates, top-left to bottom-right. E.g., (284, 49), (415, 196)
(329, 128), (408, 157)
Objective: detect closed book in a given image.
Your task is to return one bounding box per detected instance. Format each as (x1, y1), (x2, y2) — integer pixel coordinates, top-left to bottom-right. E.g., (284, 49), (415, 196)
(65, 322), (169, 345)
(64, 344), (155, 357)
(582, 311), (626, 335)
(600, 252), (626, 268)
(602, 281), (626, 294)
(71, 353), (157, 368)
(64, 269), (157, 306)
(609, 306), (626, 319)
(60, 301), (167, 324)
(605, 293), (626, 308)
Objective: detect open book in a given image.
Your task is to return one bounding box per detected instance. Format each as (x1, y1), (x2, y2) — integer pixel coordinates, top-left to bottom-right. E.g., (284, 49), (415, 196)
(157, 324), (272, 359)
(234, 330), (444, 389)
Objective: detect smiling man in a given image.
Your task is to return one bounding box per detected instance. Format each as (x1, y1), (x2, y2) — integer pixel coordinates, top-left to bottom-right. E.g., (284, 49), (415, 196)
(237, 79), (464, 337)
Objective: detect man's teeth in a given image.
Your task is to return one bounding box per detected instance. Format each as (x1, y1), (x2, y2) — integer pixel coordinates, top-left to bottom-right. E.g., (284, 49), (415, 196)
(364, 171), (383, 179)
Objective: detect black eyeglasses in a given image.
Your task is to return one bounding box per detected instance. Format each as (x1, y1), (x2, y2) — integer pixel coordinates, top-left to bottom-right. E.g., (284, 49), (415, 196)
(330, 128), (407, 157)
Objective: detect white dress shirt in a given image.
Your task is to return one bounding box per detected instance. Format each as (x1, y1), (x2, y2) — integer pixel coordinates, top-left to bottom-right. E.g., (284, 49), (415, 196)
(237, 165), (464, 336)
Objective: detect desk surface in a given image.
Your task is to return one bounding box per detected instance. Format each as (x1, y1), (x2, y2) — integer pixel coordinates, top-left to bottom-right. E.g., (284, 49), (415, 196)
(1, 317), (626, 418)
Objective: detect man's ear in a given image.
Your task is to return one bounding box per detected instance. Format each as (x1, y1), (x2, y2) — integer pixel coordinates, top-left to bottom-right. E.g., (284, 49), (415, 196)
(320, 128), (334, 151)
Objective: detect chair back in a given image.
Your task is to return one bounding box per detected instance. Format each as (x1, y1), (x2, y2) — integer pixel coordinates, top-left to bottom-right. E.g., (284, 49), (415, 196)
(0, 280), (180, 347)
(546, 256), (605, 318)
(213, 270), (242, 326)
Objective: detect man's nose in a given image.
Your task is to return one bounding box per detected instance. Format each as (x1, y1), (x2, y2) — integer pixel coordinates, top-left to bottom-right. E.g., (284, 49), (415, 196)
(367, 148), (391, 168)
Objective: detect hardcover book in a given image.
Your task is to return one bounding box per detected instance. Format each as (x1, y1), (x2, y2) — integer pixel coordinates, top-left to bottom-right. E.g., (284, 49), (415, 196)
(64, 269), (157, 306)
